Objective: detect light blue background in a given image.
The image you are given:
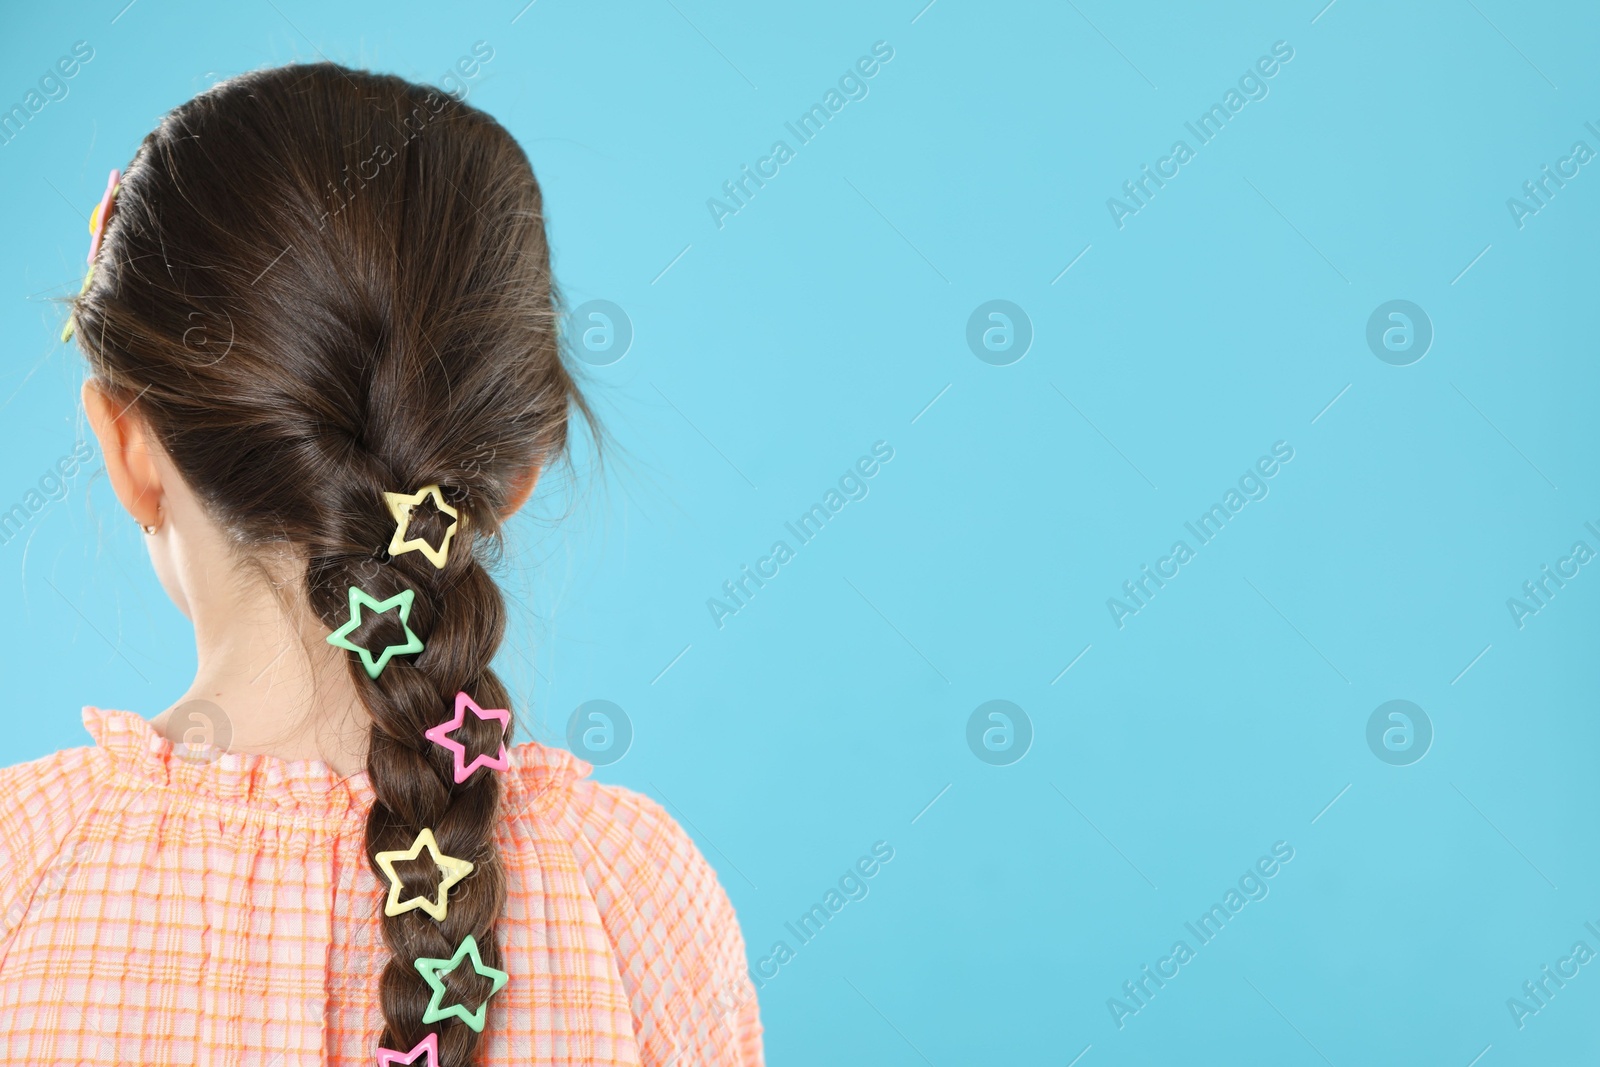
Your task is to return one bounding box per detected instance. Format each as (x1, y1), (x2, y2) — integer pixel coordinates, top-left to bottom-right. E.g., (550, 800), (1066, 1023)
(3, 2), (1598, 1064)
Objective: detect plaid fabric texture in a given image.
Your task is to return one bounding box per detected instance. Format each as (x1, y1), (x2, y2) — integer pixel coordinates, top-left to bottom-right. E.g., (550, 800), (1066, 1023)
(0, 709), (763, 1066)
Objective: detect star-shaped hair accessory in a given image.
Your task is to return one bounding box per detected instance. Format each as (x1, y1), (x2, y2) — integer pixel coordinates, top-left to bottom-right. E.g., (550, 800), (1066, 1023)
(325, 586), (425, 679)
(415, 933), (509, 1033)
(374, 827), (475, 922)
(425, 692), (511, 784)
(375, 1032), (438, 1067)
(384, 484), (460, 569)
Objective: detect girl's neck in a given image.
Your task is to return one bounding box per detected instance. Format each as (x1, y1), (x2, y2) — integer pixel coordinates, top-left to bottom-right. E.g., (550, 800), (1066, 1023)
(150, 556), (371, 778)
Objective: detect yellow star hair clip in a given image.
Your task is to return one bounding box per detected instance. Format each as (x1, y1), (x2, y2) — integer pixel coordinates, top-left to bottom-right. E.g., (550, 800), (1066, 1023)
(374, 827), (475, 922)
(384, 484), (460, 569)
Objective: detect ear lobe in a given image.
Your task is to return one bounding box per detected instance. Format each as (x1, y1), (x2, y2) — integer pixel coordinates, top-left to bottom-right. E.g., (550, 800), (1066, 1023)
(83, 379), (164, 529)
(501, 464), (542, 518)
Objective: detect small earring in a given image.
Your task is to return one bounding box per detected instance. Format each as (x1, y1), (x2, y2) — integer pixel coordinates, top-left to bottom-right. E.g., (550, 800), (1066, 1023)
(140, 522), (157, 535)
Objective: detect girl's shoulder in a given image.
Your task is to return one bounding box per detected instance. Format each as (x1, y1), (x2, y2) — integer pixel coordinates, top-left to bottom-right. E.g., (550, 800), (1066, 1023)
(527, 752), (750, 964)
(0, 728), (113, 825)
(0, 733), (113, 927)
(0, 709), (763, 1062)
(517, 762), (763, 1064)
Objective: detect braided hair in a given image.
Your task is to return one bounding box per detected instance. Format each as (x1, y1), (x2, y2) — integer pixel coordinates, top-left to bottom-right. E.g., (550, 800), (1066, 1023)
(71, 63), (590, 1063)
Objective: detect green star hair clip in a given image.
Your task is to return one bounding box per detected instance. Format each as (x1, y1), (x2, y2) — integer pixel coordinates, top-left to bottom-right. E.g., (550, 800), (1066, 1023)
(325, 586), (425, 679)
(415, 933), (509, 1033)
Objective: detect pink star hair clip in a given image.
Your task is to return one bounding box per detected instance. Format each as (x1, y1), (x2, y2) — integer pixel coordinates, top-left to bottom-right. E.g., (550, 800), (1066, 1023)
(375, 1032), (437, 1066)
(61, 168), (121, 342)
(425, 691), (510, 783)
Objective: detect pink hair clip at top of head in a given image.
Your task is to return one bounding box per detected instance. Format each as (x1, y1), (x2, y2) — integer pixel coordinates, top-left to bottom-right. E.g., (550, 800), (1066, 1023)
(61, 168), (121, 342)
(375, 1032), (438, 1067)
(86, 168), (121, 263)
(425, 691), (510, 784)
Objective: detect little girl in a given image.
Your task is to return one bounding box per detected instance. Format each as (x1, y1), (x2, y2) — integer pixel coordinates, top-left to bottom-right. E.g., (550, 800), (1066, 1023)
(0, 64), (762, 1066)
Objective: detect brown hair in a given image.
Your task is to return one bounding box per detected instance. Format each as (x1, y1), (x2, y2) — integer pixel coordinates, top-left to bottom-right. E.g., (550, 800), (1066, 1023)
(70, 63), (589, 1062)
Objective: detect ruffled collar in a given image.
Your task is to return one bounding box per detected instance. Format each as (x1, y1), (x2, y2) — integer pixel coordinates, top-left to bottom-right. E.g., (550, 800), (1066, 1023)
(83, 706), (585, 828)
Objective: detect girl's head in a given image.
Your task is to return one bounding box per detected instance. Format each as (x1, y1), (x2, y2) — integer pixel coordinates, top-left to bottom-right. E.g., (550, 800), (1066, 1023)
(70, 63), (586, 1061)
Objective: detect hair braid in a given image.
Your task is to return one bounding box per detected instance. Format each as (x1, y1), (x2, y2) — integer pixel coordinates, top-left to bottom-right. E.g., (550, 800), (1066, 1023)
(297, 450), (524, 1064)
(315, 524), (512, 1062)
(71, 62), (593, 1065)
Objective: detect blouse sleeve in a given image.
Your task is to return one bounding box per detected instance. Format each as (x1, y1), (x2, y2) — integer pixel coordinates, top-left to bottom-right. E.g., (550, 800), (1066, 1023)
(558, 776), (765, 1067)
(0, 746), (104, 952)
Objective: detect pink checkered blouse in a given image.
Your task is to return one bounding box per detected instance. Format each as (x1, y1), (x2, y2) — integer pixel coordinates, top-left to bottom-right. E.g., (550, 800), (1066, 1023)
(0, 708), (763, 1066)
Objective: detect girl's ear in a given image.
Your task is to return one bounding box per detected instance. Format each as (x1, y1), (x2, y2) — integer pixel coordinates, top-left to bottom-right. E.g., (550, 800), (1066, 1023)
(501, 464), (542, 518)
(83, 379), (165, 529)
